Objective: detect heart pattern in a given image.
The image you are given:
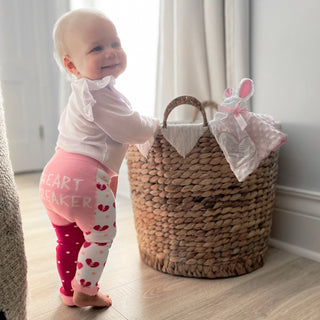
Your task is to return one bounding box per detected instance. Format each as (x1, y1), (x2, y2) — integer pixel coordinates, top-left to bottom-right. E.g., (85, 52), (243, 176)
(98, 204), (110, 212)
(96, 183), (106, 191)
(80, 279), (92, 287)
(218, 132), (256, 169)
(83, 241), (91, 248)
(86, 258), (100, 268)
(74, 168), (117, 294)
(93, 224), (109, 231)
(97, 242), (108, 246)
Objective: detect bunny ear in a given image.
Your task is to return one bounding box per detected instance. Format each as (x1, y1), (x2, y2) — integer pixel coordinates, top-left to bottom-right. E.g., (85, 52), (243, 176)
(224, 87), (234, 98)
(238, 78), (254, 99)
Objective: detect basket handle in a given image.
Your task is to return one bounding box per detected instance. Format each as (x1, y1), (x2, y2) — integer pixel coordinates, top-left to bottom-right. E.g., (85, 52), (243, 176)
(201, 100), (219, 110)
(163, 95), (208, 129)
(192, 100), (219, 123)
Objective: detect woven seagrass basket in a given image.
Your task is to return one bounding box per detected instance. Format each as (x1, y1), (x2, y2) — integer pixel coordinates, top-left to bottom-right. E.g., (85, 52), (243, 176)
(126, 96), (279, 278)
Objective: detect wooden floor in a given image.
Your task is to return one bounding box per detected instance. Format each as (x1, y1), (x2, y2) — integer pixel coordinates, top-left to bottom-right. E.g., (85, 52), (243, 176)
(15, 172), (320, 320)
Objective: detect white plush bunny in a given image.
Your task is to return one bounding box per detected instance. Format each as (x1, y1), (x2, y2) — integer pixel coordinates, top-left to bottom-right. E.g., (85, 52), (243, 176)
(218, 78), (254, 131)
(210, 78), (287, 182)
(222, 78), (254, 108)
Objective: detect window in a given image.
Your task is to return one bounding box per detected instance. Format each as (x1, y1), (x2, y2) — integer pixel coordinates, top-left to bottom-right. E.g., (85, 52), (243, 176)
(71, 0), (160, 117)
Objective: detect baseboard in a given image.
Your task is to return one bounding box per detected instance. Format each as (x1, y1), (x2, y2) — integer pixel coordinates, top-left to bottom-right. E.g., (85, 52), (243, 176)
(271, 185), (320, 262)
(275, 185), (320, 219)
(269, 238), (320, 262)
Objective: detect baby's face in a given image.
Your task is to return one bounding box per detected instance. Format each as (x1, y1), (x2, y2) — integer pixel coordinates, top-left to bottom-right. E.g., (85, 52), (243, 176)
(65, 15), (127, 80)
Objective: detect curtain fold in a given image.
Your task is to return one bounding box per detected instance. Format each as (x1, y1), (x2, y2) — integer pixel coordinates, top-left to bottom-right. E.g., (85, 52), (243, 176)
(155, 0), (250, 122)
(225, 0), (250, 91)
(54, 1), (72, 114)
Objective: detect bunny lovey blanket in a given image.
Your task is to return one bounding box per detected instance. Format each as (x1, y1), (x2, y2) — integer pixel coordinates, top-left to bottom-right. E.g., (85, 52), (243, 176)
(138, 78), (288, 182)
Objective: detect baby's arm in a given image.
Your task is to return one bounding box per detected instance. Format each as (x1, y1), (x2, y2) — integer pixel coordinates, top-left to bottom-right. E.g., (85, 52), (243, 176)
(93, 103), (160, 145)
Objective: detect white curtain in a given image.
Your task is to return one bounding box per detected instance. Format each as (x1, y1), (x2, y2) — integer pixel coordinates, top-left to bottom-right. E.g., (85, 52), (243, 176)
(55, 1), (72, 114)
(155, 0), (250, 122)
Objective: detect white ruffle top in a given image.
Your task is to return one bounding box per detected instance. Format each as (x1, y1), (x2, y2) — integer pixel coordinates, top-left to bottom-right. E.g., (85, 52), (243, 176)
(57, 75), (159, 174)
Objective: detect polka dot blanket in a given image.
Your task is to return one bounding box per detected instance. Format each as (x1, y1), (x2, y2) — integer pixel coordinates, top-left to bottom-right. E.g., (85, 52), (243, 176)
(209, 78), (288, 181)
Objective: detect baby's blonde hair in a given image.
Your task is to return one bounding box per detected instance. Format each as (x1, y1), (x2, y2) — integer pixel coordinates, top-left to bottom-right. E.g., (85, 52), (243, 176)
(52, 8), (110, 72)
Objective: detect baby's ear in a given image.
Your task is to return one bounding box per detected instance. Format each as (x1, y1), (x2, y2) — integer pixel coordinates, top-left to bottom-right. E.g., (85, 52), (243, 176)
(63, 55), (80, 76)
(238, 78), (254, 99)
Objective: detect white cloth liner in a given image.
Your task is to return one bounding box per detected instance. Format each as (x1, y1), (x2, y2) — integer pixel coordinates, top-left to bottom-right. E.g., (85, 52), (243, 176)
(161, 123), (208, 158)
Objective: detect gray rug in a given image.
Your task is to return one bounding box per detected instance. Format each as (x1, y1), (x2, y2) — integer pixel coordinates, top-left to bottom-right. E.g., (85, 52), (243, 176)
(0, 99), (27, 319)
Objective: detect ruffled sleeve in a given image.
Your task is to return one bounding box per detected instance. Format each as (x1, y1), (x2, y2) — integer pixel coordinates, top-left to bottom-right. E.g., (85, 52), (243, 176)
(71, 76), (112, 122)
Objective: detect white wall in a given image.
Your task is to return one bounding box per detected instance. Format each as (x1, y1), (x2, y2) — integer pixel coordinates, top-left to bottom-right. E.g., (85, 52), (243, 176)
(251, 0), (320, 191)
(0, 0), (68, 172)
(251, 0), (320, 261)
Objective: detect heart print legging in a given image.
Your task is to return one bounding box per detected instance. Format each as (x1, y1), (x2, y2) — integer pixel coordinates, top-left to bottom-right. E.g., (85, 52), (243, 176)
(39, 148), (117, 297)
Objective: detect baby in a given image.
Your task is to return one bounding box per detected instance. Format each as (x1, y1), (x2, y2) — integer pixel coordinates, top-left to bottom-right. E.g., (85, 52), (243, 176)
(39, 9), (159, 308)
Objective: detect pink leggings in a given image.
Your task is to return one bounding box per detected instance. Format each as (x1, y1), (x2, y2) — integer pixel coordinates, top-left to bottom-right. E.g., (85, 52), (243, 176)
(40, 149), (117, 297)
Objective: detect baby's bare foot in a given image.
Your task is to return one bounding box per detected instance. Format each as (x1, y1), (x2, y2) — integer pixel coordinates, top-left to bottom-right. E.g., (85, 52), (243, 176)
(73, 291), (112, 308)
